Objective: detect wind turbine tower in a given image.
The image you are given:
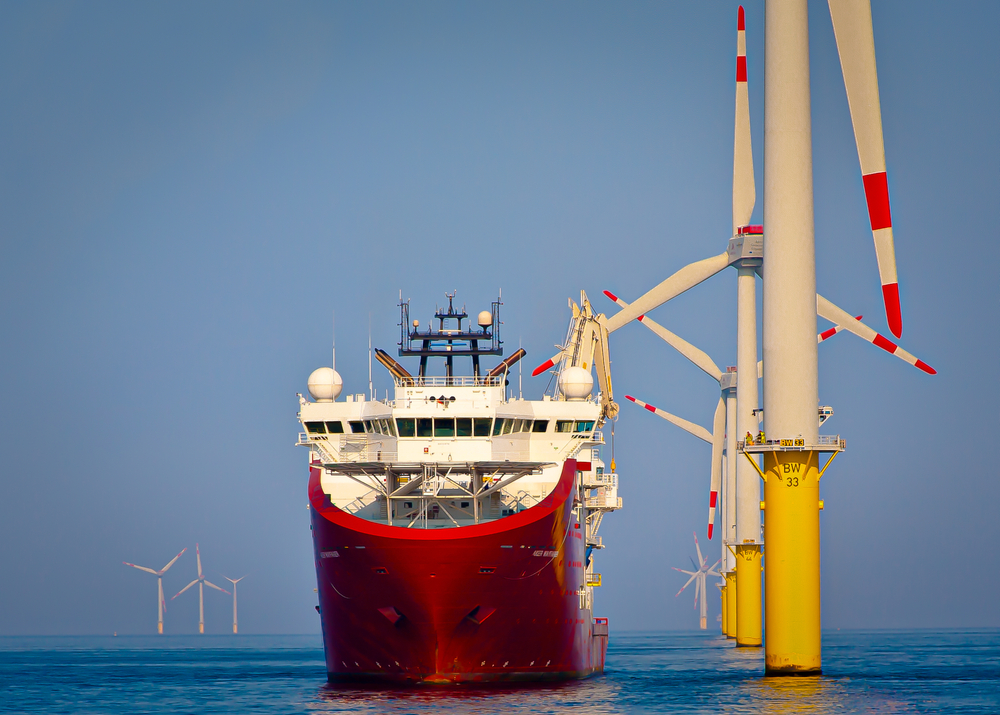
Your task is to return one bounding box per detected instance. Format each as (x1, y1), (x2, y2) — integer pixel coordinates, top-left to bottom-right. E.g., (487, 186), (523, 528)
(172, 544), (229, 634)
(223, 575), (246, 634)
(123, 548), (186, 634)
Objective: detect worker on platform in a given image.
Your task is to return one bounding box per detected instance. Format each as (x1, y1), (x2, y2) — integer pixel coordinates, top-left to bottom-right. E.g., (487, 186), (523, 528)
(745, 431), (754, 445)
(757, 429), (765, 444)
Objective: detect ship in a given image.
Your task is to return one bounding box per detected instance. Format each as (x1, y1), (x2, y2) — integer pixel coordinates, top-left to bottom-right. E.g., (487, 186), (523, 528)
(297, 292), (621, 683)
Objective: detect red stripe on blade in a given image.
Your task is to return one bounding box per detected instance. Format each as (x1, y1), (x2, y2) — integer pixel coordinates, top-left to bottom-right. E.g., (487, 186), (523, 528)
(709, 491), (717, 508)
(819, 327), (838, 341)
(603, 289), (618, 303)
(882, 283), (902, 338)
(531, 360), (554, 377)
(707, 524), (714, 540)
(644, 404), (656, 413)
(915, 360), (937, 375)
(872, 333), (898, 354)
(863, 172), (892, 230)
(736, 55), (747, 82)
(625, 395), (636, 402)
(738, 5), (745, 31)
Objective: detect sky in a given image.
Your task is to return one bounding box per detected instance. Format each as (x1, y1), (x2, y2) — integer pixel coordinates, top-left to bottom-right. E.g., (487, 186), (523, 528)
(1, 1), (997, 635)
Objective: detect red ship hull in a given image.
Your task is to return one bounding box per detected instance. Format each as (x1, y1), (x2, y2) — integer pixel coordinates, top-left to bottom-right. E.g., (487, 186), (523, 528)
(308, 459), (609, 683)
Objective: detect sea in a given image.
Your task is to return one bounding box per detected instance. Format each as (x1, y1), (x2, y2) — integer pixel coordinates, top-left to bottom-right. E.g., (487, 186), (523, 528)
(1, 630), (997, 714)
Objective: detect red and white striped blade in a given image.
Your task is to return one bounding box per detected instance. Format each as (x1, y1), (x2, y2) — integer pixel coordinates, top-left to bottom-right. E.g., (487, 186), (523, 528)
(605, 252), (729, 332)
(123, 562), (157, 576)
(173, 579), (199, 600)
(196, 543), (203, 578)
(828, 0), (901, 337)
(606, 291), (724, 381)
(160, 547), (187, 574)
(708, 396), (726, 540)
(531, 349), (564, 377)
(625, 395), (712, 444)
(733, 5), (755, 234)
(816, 295), (935, 374)
(675, 570), (698, 598)
(818, 315), (862, 343)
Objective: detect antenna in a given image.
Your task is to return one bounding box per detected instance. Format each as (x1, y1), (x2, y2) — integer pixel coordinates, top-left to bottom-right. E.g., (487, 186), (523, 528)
(368, 314), (373, 400)
(518, 336), (522, 399)
(332, 311), (336, 371)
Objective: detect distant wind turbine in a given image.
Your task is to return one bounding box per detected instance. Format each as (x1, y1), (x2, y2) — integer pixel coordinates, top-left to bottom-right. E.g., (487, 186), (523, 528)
(673, 532), (721, 630)
(123, 548), (186, 634)
(222, 575), (246, 634)
(172, 544), (229, 634)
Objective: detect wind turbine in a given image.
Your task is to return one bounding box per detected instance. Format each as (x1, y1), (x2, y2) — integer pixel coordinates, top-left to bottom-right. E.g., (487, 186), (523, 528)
(599, 3), (935, 663)
(222, 575), (246, 634)
(172, 544), (229, 634)
(673, 532), (721, 631)
(123, 548), (186, 634)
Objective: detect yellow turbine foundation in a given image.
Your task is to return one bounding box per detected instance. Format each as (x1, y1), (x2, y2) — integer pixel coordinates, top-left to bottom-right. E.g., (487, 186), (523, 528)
(725, 572), (737, 639)
(762, 450), (821, 674)
(735, 544), (763, 647)
(720, 585), (727, 635)
(157, 623), (163, 635)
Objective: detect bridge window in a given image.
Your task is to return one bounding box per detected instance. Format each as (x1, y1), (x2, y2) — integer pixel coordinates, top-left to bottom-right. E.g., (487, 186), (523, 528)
(385, 419), (397, 437)
(511, 419), (524, 433)
(417, 418), (433, 438)
(574, 421), (595, 433)
(325, 421), (344, 434)
(305, 421), (326, 434)
(532, 420), (549, 433)
(435, 418), (455, 437)
(556, 420), (574, 433)
(474, 418), (492, 436)
(521, 420), (533, 432)
(396, 418), (415, 437)
(493, 419), (505, 436)
(501, 419), (514, 435)
(456, 418), (473, 437)
(349, 421), (365, 433)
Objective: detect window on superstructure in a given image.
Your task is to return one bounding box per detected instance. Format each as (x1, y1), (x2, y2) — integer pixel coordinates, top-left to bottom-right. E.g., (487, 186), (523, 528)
(325, 421), (345, 434)
(434, 418), (455, 437)
(501, 419), (514, 435)
(456, 418), (473, 437)
(511, 419), (523, 433)
(396, 418), (415, 437)
(522, 420), (533, 432)
(574, 421), (595, 433)
(417, 418), (433, 438)
(532, 420), (549, 433)
(556, 420), (574, 433)
(349, 421), (365, 433)
(474, 418), (492, 437)
(385, 419), (397, 437)
(379, 419), (391, 435)
(493, 419), (504, 436)
(305, 421), (326, 434)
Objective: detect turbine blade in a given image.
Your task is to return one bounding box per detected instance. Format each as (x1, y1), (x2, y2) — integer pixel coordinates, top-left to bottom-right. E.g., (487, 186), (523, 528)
(707, 396), (726, 539)
(203, 580), (230, 595)
(693, 531), (705, 569)
(817, 295), (935, 374)
(733, 5), (755, 233)
(673, 567), (697, 576)
(818, 315), (862, 343)
(694, 575), (702, 610)
(675, 571), (698, 597)
(196, 544), (203, 578)
(828, 0), (901, 337)
(531, 349), (564, 377)
(605, 292), (723, 380)
(606, 252), (730, 332)
(123, 562), (158, 576)
(173, 579), (198, 599)
(160, 547), (187, 574)
(625, 395), (712, 443)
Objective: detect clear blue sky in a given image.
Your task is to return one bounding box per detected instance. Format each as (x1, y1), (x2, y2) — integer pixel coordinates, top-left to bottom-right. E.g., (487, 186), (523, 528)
(1, 1), (996, 635)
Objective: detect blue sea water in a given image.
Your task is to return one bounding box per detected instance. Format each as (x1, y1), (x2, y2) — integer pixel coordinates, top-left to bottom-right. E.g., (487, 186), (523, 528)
(1, 630), (997, 714)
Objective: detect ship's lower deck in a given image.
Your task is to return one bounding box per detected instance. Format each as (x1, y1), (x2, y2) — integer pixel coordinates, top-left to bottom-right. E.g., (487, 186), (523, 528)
(309, 459), (609, 683)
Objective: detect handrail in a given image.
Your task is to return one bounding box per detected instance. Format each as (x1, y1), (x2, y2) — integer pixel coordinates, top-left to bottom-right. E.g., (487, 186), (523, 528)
(394, 375), (504, 388)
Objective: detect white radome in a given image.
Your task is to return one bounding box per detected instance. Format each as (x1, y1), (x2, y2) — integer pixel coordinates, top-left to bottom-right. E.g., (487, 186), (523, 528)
(477, 311), (492, 327)
(307, 367), (343, 401)
(559, 366), (593, 400)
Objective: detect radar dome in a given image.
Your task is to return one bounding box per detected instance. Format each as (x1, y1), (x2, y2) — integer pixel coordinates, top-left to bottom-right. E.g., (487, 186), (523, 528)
(477, 311), (493, 327)
(559, 366), (593, 400)
(307, 367), (343, 402)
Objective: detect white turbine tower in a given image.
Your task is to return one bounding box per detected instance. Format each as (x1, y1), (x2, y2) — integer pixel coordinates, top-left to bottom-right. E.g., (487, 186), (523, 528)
(673, 532), (721, 631)
(172, 544), (229, 634)
(123, 548), (186, 634)
(222, 575), (246, 634)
